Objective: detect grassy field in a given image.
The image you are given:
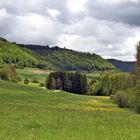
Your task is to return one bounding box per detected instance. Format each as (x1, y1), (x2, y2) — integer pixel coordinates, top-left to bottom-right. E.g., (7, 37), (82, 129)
(16, 68), (49, 83)
(0, 80), (140, 140)
(86, 73), (100, 80)
(17, 68), (100, 83)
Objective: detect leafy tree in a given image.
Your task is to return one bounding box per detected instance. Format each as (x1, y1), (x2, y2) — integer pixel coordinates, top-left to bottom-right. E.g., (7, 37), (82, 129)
(46, 71), (88, 94)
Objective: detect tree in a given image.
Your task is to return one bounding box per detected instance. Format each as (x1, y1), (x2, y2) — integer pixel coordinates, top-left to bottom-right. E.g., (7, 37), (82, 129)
(46, 71), (88, 94)
(136, 42), (140, 84)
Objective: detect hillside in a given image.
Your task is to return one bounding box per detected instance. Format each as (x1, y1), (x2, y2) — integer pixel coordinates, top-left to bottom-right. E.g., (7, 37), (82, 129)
(0, 80), (140, 139)
(0, 39), (51, 68)
(108, 59), (135, 72)
(19, 44), (115, 71)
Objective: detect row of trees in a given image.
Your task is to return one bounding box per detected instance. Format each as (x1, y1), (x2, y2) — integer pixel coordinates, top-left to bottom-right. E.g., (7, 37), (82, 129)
(112, 42), (140, 114)
(46, 71), (88, 94)
(46, 70), (135, 96)
(88, 72), (135, 96)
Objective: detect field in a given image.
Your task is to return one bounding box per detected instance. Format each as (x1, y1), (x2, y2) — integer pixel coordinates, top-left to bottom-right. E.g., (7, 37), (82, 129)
(16, 68), (50, 84)
(0, 80), (140, 140)
(17, 68), (100, 83)
(86, 73), (100, 80)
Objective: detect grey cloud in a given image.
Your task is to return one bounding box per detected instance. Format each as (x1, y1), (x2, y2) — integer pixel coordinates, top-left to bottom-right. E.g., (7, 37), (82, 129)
(0, 0), (79, 25)
(86, 0), (140, 26)
(0, 0), (139, 61)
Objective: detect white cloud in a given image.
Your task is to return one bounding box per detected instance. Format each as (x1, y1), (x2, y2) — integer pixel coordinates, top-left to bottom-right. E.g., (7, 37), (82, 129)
(67, 0), (88, 13)
(47, 8), (61, 20)
(0, 0), (140, 61)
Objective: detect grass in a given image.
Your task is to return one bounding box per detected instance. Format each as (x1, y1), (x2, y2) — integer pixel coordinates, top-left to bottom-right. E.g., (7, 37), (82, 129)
(0, 80), (140, 139)
(16, 68), (48, 83)
(86, 73), (100, 80)
(17, 68), (100, 84)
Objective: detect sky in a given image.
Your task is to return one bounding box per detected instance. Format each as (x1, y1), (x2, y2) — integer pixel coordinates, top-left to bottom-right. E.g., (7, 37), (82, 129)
(0, 0), (140, 61)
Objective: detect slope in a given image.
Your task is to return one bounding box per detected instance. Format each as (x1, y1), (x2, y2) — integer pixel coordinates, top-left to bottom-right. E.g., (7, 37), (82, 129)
(108, 59), (135, 72)
(19, 44), (115, 71)
(0, 80), (140, 139)
(0, 39), (51, 68)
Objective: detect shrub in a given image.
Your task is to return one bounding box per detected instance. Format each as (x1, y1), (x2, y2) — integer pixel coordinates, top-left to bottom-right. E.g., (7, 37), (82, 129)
(88, 80), (105, 96)
(0, 64), (18, 82)
(39, 82), (45, 87)
(32, 78), (39, 83)
(113, 91), (130, 108)
(24, 79), (29, 84)
(17, 77), (22, 82)
(129, 86), (140, 114)
(113, 87), (140, 114)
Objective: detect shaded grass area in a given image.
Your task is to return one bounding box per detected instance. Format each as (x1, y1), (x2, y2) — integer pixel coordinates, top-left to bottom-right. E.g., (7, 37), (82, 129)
(0, 81), (140, 139)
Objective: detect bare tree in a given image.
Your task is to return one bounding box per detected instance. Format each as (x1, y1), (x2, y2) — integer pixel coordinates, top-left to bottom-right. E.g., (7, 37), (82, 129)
(136, 41), (140, 67)
(135, 41), (140, 84)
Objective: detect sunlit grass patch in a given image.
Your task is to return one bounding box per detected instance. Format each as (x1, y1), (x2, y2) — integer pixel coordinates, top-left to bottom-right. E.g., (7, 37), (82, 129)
(80, 99), (126, 112)
(0, 81), (140, 139)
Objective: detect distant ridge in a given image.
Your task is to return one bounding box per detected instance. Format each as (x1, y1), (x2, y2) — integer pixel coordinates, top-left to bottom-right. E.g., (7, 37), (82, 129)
(108, 59), (135, 72)
(0, 37), (7, 42)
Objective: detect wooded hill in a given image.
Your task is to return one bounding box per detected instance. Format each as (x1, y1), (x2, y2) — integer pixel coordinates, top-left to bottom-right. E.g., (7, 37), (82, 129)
(0, 38), (51, 68)
(108, 59), (135, 72)
(0, 37), (115, 71)
(19, 44), (115, 71)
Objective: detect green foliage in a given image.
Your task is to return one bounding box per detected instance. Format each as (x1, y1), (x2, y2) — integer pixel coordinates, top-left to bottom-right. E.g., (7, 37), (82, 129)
(132, 94), (140, 114)
(88, 72), (135, 96)
(100, 72), (135, 95)
(129, 86), (140, 114)
(0, 64), (19, 82)
(39, 82), (45, 87)
(46, 71), (88, 94)
(113, 86), (140, 114)
(32, 78), (39, 83)
(0, 41), (51, 68)
(46, 50), (115, 71)
(0, 40), (115, 71)
(21, 44), (116, 71)
(24, 78), (29, 84)
(88, 80), (104, 96)
(113, 90), (130, 108)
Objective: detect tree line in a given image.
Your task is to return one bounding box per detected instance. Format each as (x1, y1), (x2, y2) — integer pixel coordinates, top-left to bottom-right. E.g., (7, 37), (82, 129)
(46, 71), (88, 94)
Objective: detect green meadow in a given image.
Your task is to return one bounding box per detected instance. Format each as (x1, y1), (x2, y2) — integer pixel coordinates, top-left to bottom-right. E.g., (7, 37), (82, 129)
(0, 80), (140, 140)
(17, 68), (100, 83)
(16, 68), (49, 83)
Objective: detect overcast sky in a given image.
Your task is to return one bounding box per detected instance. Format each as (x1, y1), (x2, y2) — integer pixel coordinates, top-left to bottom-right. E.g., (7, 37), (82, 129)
(0, 0), (140, 61)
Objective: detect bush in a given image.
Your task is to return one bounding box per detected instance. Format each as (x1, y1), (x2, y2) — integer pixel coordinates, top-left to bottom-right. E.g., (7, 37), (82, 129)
(32, 78), (39, 83)
(88, 80), (105, 96)
(39, 82), (45, 87)
(113, 91), (130, 108)
(0, 64), (18, 82)
(24, 79), (29, 84)
(133, 95), (140, 114)
(129, 86), (140, 114)
(113, 87), (140, 114)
